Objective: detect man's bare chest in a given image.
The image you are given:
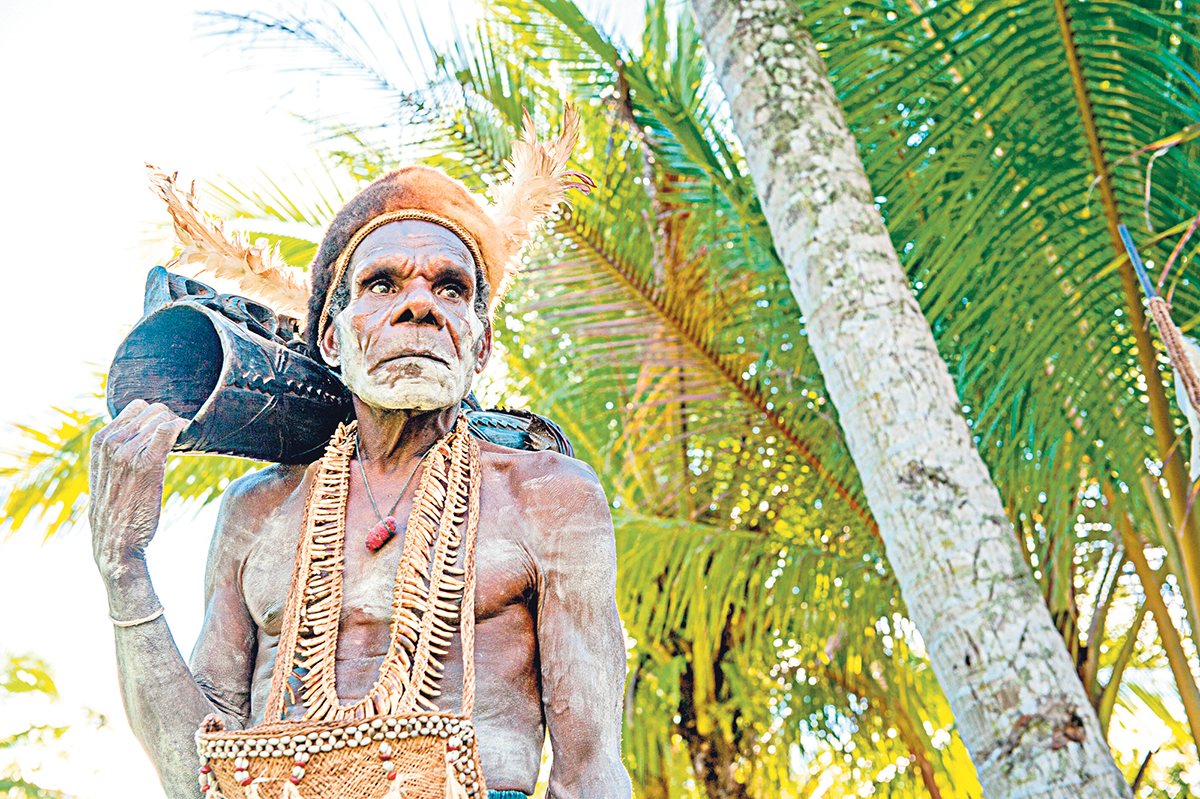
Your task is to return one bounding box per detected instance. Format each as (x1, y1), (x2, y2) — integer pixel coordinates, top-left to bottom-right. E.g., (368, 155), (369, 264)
(238, 483), (537, 641)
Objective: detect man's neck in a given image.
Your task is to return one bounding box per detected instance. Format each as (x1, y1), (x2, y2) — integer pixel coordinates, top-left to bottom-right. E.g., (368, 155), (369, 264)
(352, 398), (461, 474)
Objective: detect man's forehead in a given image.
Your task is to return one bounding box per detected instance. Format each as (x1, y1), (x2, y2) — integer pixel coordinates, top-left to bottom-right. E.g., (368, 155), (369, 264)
(348, 219), (474, 272)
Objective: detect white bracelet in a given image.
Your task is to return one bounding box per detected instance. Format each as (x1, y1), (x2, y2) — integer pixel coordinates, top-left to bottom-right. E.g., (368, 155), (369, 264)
(110, 606), (165, 628)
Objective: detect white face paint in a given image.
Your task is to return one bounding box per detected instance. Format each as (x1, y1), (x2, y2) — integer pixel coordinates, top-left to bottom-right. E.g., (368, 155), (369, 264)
(332, 304), (485, 411)
(322, 220), (490, 412)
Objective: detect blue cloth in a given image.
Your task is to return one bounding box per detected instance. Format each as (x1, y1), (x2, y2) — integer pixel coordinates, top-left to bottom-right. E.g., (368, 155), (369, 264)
(488, 792), (529, 799)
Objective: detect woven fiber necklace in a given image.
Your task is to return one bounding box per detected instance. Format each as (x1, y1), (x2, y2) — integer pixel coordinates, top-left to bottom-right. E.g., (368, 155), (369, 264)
(195, 415), (488, 798)
(285, 415), (476, 720)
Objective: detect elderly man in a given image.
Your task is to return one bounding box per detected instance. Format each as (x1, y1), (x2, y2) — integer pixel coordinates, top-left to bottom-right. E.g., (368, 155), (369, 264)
(89, 115), (631, 799)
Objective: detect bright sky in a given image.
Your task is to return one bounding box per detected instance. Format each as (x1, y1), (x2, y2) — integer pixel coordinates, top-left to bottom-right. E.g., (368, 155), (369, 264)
(0, 1), (464, 795)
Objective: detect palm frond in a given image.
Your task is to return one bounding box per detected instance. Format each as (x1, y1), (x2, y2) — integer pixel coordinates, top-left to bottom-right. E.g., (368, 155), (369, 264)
(1, 166), (349, 534)
(1, 406), (258, 538)
(12, 0), (1200, 790)
(371, 4), (885, 542)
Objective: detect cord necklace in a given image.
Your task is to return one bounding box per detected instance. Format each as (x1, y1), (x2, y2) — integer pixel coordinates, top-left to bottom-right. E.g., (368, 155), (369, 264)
(356, 434), (437, 553)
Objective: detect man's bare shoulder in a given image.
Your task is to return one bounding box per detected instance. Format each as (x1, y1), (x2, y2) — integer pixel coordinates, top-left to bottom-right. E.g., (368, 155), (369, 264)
(478, 440), (602, 492)
(203, 463), (312, 595)
(477, 441), (611, 534)
(221, 462), (310, 511)
(213, 462), (312, 543)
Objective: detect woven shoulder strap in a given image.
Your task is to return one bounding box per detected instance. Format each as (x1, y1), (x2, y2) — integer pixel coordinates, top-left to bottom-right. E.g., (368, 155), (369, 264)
(264, 436), (346, 723)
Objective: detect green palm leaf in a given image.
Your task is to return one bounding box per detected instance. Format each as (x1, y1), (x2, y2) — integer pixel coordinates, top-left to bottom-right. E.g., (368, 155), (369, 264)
(0, 165), (346, 536)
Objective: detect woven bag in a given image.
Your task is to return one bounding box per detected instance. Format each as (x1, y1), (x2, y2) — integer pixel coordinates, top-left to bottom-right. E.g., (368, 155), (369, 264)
(195, 712), (483, 798)
(196, 421), (487, 799)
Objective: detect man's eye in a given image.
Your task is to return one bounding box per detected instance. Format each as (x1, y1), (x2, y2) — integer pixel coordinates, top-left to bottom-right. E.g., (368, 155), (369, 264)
(440, 285), (463, 300)
(368, 281), (392, 295)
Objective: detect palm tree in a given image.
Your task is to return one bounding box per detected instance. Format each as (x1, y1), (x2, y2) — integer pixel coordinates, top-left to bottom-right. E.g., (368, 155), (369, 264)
(4, 0), (1199, 795)
(686, 0), (1134, 796)
(398, 0), (1198, 792)
(683, 0), (1200, 791)
(3, 17), (972, 799)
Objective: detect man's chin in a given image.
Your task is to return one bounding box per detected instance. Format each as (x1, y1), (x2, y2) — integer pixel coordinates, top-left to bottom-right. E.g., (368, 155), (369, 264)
(350, 378), (462, 412)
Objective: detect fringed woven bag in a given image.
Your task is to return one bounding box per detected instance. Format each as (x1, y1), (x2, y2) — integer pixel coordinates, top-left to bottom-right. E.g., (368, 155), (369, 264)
(196, 419), (487, 799)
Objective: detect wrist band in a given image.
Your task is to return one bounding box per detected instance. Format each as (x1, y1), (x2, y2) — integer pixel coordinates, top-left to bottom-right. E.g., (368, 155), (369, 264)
(110, 606), (165, 628)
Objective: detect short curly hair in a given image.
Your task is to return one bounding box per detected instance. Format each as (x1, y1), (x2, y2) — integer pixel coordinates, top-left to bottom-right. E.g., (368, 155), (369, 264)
(305, 169), (495, 359)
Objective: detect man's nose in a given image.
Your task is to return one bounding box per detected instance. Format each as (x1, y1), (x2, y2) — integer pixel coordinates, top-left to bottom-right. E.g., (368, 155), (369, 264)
(387, 280), (445, 327)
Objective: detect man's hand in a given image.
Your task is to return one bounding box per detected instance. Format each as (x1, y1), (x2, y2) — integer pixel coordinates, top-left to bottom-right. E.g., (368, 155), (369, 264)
(89, 399), (189, 581)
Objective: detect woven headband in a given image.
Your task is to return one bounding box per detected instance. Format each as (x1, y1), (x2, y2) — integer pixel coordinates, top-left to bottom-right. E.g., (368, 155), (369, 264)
(317, 209), (487, 338)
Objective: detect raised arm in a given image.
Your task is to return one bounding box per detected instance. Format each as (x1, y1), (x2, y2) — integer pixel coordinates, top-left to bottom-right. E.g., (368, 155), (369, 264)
(89, 400), (258, 797)
(534, 460), (632, 799)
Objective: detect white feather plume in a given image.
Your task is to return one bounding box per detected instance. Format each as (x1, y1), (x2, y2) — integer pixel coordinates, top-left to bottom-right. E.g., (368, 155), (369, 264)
(486, 106), (595, 298)
(147, 165), (311, 319)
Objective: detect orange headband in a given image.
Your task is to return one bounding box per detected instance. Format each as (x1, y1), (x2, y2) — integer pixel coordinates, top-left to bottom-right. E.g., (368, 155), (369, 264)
(317, 210), (487, 338)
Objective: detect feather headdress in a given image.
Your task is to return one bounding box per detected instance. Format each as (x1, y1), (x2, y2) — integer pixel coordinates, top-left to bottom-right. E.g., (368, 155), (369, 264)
(149, 105), (593, 339)
(147, 166), (311, 318)
(486, 105), (595, 301)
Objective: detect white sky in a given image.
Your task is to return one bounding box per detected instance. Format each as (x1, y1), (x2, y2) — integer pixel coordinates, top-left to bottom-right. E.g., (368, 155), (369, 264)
(0, 1), (461, 795)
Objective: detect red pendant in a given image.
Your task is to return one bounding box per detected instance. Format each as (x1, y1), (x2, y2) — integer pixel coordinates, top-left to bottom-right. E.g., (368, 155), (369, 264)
(365, 516), (398, 552)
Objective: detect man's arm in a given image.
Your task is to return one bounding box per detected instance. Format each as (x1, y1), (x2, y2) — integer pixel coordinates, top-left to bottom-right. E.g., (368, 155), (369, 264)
(533, 457), (632, 799)
(90, 400), (259, 798)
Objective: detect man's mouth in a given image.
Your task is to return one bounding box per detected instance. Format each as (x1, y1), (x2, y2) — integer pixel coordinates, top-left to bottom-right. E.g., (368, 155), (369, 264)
(377, 351), (451, 369)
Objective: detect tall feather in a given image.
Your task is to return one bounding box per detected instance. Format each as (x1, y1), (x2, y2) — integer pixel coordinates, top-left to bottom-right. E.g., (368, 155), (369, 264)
(146, 165), (311, 318)
(487, 105), (596, 300)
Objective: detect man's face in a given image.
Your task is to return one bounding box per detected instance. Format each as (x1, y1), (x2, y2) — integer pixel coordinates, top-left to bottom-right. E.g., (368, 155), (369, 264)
(319, 220), (491, 411)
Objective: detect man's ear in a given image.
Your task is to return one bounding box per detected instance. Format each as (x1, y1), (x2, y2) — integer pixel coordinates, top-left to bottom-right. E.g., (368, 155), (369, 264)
(474, 320), (493, 375)
(319, 318), (341, 368)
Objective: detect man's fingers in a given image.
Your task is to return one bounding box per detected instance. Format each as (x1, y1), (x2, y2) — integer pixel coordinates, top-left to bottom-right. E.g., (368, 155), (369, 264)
(133, 407), (180, 435)
(147, 417), (190, 457)
(127, 402), (179, 434)
(91, 399), (150, 467)
(100, 401), (157, 448)
(119, 415), (188, 463)
(106, 403), (177, 449)
(115, 398), (151, 422)
(108, 399), (151, 431)
(90, 429), (105, 471)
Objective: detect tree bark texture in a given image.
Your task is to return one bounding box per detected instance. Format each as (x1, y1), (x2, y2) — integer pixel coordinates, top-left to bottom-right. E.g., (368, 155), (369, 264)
(689, 2), (1133, 797)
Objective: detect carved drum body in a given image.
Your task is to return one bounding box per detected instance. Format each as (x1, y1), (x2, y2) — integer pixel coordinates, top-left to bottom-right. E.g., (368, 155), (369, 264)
(107, 267), (351, 463)
(106, 268), (574, 463)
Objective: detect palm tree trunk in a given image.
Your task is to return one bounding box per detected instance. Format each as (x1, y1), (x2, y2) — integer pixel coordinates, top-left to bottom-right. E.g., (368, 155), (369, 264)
(689, 1), (1132, 796)
(678, 662), (749, 799)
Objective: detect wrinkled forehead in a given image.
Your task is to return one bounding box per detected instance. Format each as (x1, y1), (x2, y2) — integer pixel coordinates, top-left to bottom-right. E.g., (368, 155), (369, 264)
(347, 219), (476, 280)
